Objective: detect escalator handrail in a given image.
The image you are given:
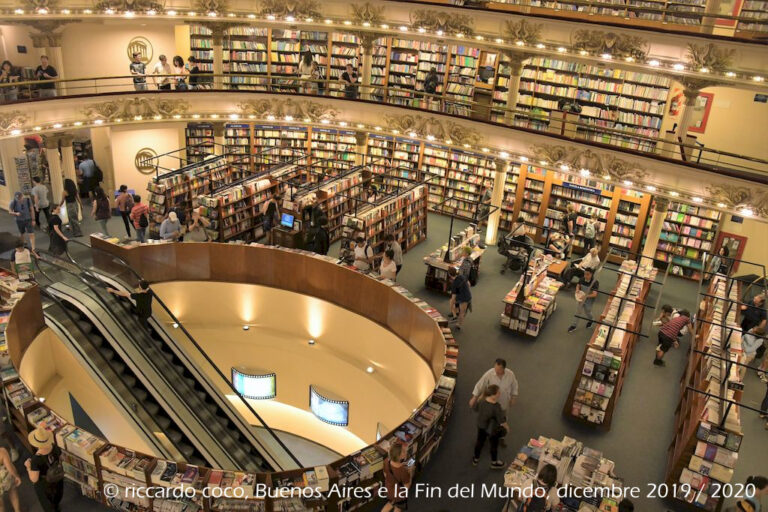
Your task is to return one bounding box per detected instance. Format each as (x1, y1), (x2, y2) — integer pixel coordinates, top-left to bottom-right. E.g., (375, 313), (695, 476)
(64, 239), (302, 470)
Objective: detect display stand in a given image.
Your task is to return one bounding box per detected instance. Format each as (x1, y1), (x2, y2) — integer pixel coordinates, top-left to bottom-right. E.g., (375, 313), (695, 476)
(501, 435), (624, 512)
(500, 253), (564, 337)
(423, 224), (484, 294)
(563, 252), (660, 430)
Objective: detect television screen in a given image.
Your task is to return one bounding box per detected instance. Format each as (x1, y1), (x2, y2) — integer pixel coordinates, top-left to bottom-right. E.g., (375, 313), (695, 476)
(310, 386), (349, 426)
(232, 369), (276, 400)
(280, 213), (295, 228)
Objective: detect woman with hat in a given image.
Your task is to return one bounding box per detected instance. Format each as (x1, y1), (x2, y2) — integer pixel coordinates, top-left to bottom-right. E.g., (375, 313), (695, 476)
(24, 427), (63, 511)
(0, 444), (21, 512)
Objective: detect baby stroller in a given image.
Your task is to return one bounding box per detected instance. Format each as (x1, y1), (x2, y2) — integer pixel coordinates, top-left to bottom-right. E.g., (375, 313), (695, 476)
(499, 234), (533, 274)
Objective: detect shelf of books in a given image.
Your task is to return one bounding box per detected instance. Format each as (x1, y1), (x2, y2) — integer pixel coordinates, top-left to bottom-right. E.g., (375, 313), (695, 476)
(563, 260), (657, 429)
(329, 32), (360, 81)
(315, 168), (370, 242)
(270, 29), (301, 91)
(302, 30), (329, 80)
(517, 57), (671, 151)
(197, 175), (277, 242)
(446, 45), (479, 117)
(223, 26), (269, 90)
(515, 166), (548, 237)
(422, 143), (449, 206)
(665, 275), (743, 511)
(224, 123), (252, 172)
(309, 127), (358, 175)
(491, 53), (511, 123)
(387, 38), (420, 106)
(190, 24), (213, 72)
(500, 254), (564, 337)
(738, 0), (768, 33)
(186, 123), (215, 164)
(370, 37), (390, 101)
(646, 200), (721, 280)
(502, 435), (625, 512)
(416, 41), (448, 96)
(498, 164), (521, 232)
(423, 225), (484, 294)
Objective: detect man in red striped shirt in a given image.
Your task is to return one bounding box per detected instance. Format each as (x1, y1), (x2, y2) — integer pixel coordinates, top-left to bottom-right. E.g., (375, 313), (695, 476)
(654, 309), (693, 366)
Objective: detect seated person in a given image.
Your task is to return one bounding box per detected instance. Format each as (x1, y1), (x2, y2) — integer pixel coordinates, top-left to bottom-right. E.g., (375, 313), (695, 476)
(545, 232), (568, 259)
(562, 247), (600, 287)
(500, 233), (534, 274)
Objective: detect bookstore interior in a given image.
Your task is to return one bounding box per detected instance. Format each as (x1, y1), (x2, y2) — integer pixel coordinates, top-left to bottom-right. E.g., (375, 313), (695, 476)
(0, 1), (766, 511)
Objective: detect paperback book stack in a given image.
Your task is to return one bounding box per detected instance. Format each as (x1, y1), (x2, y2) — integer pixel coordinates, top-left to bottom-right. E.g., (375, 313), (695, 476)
(500, 254), (563, 337)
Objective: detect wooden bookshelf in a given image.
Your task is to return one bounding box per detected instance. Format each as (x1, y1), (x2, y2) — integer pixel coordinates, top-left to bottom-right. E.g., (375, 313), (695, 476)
(224, 123), (252, 173)
(185, 122), (215, 164)
(190, 24), (213, 72)
(500, 255), (564, 337)
(445, 45), (479, 117)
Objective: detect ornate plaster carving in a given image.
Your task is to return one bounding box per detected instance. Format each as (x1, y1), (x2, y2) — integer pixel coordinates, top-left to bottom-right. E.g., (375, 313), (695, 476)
(530, 144), (649, 182)
(502, 50), (534, 75)
(409, 9), (474, 36)
(571, 30), (649, 61)
(25, 0), (58, 10)
(687, 43), (735, 73)
(705, 184), (768, 218)
(20, 20), (74, 47)
(82, 97), (189, 121)
(350, 2), (385, 26)
(238, 99), (339, 122)
(257, 0), (321, 19)
(93, 0), (165, 12)
(195, 0), (226, 14)
(503, 19), (542, 45)
(382, 114), (481, 146)
(0, 111), (28, 132)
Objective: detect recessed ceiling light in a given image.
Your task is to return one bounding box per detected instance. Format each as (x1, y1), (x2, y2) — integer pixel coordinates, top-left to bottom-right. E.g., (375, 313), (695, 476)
(408, 131), (417, 137)
(286, 15), (295, 22)
(625, 57), (634, 62)
(669, 191), (679, 197)
(73, 121), (83, 126)
(648, 60), (660, 67)
(153, 115), (161, 120)
(519, 156), (528, 162)
(61, 8), (70, 14)
(536, 43), (545, 49)
(83, 8), (92, 13)
(692, 197), (703, 203)
(557, 47), (566, 53)
(321, 119), (330, 124)
(456, 33), (464, 38)
(124, 10), (135, 17)
(325, 19), (332, 24)
(266, 115), (275, 121)
(228, 114), (239, 119)
(284, 115), (294, 121)
(495, 38), (504, 44)
(343, 20), (351, 25)
(173, 115), (181, 119)
(673, 63), (685, 71)
(248, 14), (255, 18)
(463, 143), (470, 148)
(717, 202), (726, 208)
(53, 123), (62, 128)
(105, 8), (114, 14)
(579, 169), (590, 176)
(207, 11), (217, 17)
(267, 14), (275, 20)
(210, 114), (219, 119)
(37, 8), (48, 14)
(600, 53), (612, 60)
(366, 366), (374, 373)
(623, 180), (633, 186)
(308, 339), (316, 345)
(192, 114), (200, 119)
(539, 160), (547, 165)
(10, 129), (20, 136)
(172, 322), (179, 328)
(515, 41), (524, 47)
(699, 67), (708, 73)
(725, 71), (736, 77)
(34, 126), (42, 130)
(147, 9), (156, 15)
(740, 208), (753, 216)
(134, 115), (142, 120)
(603, 174), (611, 180)
(500, 151), (509, 158)
(753, 76), (764, 82)
(481, 147), (489, 152)
(579, 50), (588, 56)
(374, 126), (381, 131)
(243, 325), (250, 330)
(339, 121), (348, 127)
(399, 25), (407, 31)
(427, 135), (435, 141)
(418, 27), (426, 33)
(436, 30), (443, 36)
(645, 185), (656, 191)
(559, 164), (569, 171)
(356, 123), (365, 128)
(167, 9), (176, 15)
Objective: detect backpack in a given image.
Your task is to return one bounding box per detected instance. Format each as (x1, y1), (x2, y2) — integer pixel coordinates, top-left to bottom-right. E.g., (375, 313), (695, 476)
(44, 453), (64, 484)
(94, 164), (103, 183)
(469, 264), (479, 286)
(585, 221), (596, 239)
(424, 75), (438, 94)
(139, 211), (149, 228)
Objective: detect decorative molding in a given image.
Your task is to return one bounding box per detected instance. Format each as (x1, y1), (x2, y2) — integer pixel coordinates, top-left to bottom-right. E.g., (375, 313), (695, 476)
(135, 147), (158, 174)
(350, 2), (385, 27)
(81, 97), (189, 121)
(529, 144), (649, 181)
(93, 0), (165, 12)
(195, 0), (226, 14)
(237, 99), (339, 122)
(687, 43), (735, 74)
(0, 111), (28, 132)
(571, 30), (649, 61)
(127, 36), (153, 64)
(25, 0), (58, 10)
(678, 77), (721, 96)
(382, 114), (481, 146)
(705, 184), (768, 218)
(257, 0), (321, 19)
(503, 19), (542, 45)
(654, 196), (670, 212)
(21, 20), (74, 47)
(502, 50), (534, 75)
(409, 9), (474, 36)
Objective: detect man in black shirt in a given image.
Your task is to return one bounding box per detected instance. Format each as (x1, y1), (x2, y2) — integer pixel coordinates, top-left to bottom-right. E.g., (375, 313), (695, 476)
(35, 55), (58, 98)
(188, 55), (202, 89)
(340, 64), (358, 99)
(130, 52), (147, 91)
(107, 280), (153, 328)
(741, 293), (766, 333)
(568, 268), (599, 333)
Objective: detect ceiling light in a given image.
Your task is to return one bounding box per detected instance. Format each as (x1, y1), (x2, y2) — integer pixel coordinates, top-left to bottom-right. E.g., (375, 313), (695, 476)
(645, 185), (656, 191)
(669, 191), (679, 197)
(105, 8), (115, 14)
(436, 30), (443, 36)
(134, 115), (142, 120)
(61, 8), (70, 14)
(266, 115), (275, 121)
(115, 118), (122, 122)
(725, 71), (735, 77)
(399, 25), (408, 31)
(267, 14), (275, 20)
(579, 169), (590, 176)
(717, 202), (726, 208)
(500, 151), (509, 158)
(579, 50), (588, 56)
(427, 135), (435, 141)
(495, 38), (504, 44)
(418, 27), (426, 33)
(673, 63), (685, 71)
(167, 9), (176, 15)
(356, 123), (365, 128)
(740, 208), (753, 216)
(539, 160), (547, 165)
(603, 174), (611, 180)
(286, 15), (295, 22)
(153, 115), (161, 120)
(445, 139), (452, 145)
(73, 121), (83, 126)
(343, 20), (351, 25)
(188, 12), (197, 16)
(284, 115), (294, 121)
(210, 114), (219, 119)
(519, 156), (528, 162)
(94, 119), (104, 125)
(308, 339), (316, 345)
(692, 197), (703, 203)
(753, 76), (764, 82)
(248, 115), (256, 119)
(475, 35), (484, 41)
(321, 119), (330, 124)
(463, 144), (471, 148)
(536, 43), (545, 49)
(228, 113), (239, 119)
(83, 8), (92, 13)
(600, 53), (612, 60)
(34, 126), (41, 130)
(699, 67), (708, 73)
(408, 131), (417, 137)
(53, 123), (62, 128)
(325, 19), (332, 24)
(338, 121), (348, 127)
(147, 9), (156, 15)
(14, 7), (24, 13)
(38, 397), (45, 402)
(625, 57), (634, 62)
(481, 147), (489, 152)
(243, 325), (250, 330)
(37, 8), (48, 14)
(559, 164), (569, 171)
(648, 60), (660, 66)
(124, 10), (135, 17)
(374, 126), (381, 131)
(380, 23), (389, 29)
(623, 180), (633, 186)
(248, 14), (255, 18)
(366, 366), (375, 373)
(456, 33), (464, 38)
(173, 115), (181, 119)
(227, 13), (235, 17)
(207, 11), (217, 17)
(515, 41), (524, 47)
(303, 117), (311, 123)
(172, 322), (179, 328)
(10, 129), (20, 136)
(363, 22), (370, 27)
(557, 47), (566, 53)
(192, 114), (200, 119)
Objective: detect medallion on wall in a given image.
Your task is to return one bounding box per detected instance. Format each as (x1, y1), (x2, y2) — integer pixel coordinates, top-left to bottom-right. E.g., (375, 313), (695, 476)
(135, 147), (158, 174)
(127, 37), (153, 65)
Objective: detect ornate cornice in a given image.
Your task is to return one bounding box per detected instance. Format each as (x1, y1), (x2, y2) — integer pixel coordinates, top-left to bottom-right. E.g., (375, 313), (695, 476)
(502, 50), (534, 75)
(571, 30), (649, 61)
(705, 184), (768, 218)
(678, 77), (721, 95)
(382, 114), (481, 146)
(93, 0), (165, 12)
(503, 19), (542, 45)
(409, 9), (474, 36)
(25, 0), (58, 10)
(687, 43), (735, 74)
(81, 97), (189, 121)
(530, 143), (649, 182)
(0, 111), (28, 132)
(237, 99), (339, 122)
(20, 20), (74, 47)
(350, 2), (385, 27)
(258, 0), (321, 19)
(195, 0), (226, 15)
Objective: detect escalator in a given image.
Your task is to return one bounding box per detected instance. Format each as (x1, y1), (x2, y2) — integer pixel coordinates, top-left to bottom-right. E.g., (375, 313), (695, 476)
(35, 252), (299, 472)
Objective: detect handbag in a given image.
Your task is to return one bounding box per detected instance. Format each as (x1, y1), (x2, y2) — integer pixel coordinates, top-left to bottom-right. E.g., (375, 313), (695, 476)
(58, 203), (69, 224)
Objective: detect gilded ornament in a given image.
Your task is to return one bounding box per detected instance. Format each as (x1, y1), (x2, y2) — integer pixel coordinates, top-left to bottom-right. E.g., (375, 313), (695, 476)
(0, 111), (28, 132)
(503, 19), (542, 45)
(383, 114), (481, 146)
(135, 147), (159, 174)
(687, 43), (735, 73)
(258, 0), (321, 19)
(571, 30), (649, 61)
(705, 184), (768, 218)
(409, 9), (474, 36)
(82, 97), (189, 121)
(93, 0), (165, 12)
(24, 0), (58, 11)
(127, 37), (153, 64)
(530, 144), (649, 182)
(238, 99), (339, 122)
(350, 2), (385, 26)
(195, 0), (227, 14)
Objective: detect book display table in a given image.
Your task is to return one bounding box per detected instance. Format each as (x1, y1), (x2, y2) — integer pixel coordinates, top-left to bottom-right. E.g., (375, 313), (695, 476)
(501, 435), (624, 512)
(423, 225), (485, 294)
(500, 255), (564, 337)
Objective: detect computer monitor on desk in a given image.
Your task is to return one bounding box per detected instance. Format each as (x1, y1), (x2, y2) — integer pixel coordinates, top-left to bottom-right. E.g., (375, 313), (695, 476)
(280, 213), (295, 229)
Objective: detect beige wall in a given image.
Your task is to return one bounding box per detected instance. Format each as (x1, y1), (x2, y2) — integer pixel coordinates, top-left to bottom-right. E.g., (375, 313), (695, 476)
(720, 216), (768, 273)
(109, 122), (185, 195)
(20, 329), (159, 455)
(151, 281), (436, 451)
(0, 137), (24, 208)
(0, 25), (38, 69)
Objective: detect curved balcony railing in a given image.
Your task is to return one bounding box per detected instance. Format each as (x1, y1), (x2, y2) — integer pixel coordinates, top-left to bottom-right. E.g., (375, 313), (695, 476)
(1, 73), (767, 179)
(398, 0), (768, 41)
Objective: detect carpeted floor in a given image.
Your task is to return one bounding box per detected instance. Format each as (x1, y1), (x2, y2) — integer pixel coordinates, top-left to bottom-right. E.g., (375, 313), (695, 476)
(1, 209), (765, 512)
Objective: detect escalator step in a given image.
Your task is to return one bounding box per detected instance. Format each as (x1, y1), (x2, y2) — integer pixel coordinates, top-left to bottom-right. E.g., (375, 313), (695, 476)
(155, 416), (171, 430)
(189, 456), (207, 467)
(87, 335), (103, 347)
(133, 389), (148, 401)
(111, 362), (126, 375)
(76, 321), (93, 334)
(145, 402), (160, 415)
(98, 347), (115, 360)
(122, 375), (137, 388)
(177, 443), (195, 459)
(167, 430), (182, 444)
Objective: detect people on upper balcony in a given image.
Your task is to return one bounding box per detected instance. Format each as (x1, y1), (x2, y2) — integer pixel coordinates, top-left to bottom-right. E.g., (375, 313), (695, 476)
(340, 63), (359, 99)
(298, 51), (319, 94)
(0, 60), (22, 102)
(34, 55), (57, 98)
(172, 56), (189, 91)
(130, 52), (147, 91)
(152, 54), (172, 90)
(424, 67), (439, 95)
(188, 56), (203, 90)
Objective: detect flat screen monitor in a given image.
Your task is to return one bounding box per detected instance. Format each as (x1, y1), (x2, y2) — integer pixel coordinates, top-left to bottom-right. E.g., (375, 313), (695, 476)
(280, 213), (295, 228)
(309, 386), (349, 426)
(232, 369), (276, 400)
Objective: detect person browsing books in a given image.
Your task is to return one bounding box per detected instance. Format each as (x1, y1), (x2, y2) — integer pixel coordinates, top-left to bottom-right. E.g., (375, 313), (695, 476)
(471, 384), (508, 469)
(469, 359), (519, 413)
(448, 266), (471, 330)
(741, 326), (766, 379)
(518, 464), (559, 511)
(562, 247), (600, 287)
(568, 268), (599, 333)
(353, 236), (374, 271)
(654, 309), (693, 366)
(25, 427), (63, 512)
(384, 234), (403, 274)
(381, 443), (411, 512)
(379, 249), (398, 281)
(740, 294), (766, 333)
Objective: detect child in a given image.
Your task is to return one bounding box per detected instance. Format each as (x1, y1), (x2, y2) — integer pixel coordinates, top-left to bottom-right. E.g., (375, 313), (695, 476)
(653, 304), (674, 327)
(11, 239), (33, 279)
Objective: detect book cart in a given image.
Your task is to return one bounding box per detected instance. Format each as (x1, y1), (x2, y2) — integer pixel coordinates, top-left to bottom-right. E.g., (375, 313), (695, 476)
(501, 435), (625, 512)
(3, 250), (459, 512)
(665, 257), (767, 511)
(562, 250), (663, 429)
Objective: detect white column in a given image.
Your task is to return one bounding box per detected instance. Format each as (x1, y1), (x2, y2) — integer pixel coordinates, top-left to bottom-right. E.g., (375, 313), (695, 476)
(361, 37), (373, 92)
(675, 87), (701, 140)
(59, 134), (77, 183)
(485, 159), (508, 246)
(355, 131), (367, 166)
(90, 126), (115, 196)
(47, 42), (66, 96)
(43, 136), (64, 205)
(642, 197), (670, 260)
(504, 53), (528, 125)
(213, 122), (225, 155)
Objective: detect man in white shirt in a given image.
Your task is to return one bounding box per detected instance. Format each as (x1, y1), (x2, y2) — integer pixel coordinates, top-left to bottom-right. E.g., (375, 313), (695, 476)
(152, 55), (172, 90)
(384, 234), (403, 274)
(469, 358), (519, 412)
(563, 247), (601, 287)
(353, 236), (373, 271)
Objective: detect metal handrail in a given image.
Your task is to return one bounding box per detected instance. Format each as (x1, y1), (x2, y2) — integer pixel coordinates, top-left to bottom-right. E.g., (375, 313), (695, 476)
(64, 238), (302, 470)
(1, 72), (766, 176)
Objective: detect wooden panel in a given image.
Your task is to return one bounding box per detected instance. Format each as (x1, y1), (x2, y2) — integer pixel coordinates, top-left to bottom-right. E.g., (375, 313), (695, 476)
(6, 286), (46, 369)
(174, 243), (212, 281)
